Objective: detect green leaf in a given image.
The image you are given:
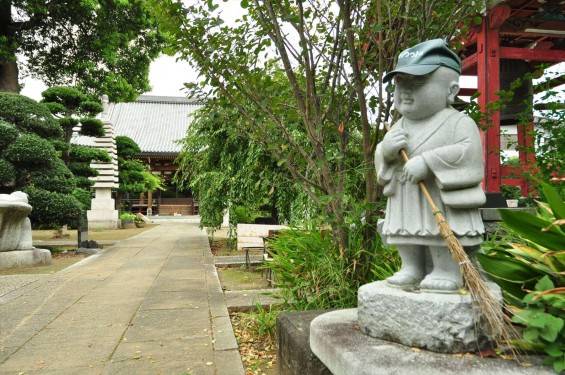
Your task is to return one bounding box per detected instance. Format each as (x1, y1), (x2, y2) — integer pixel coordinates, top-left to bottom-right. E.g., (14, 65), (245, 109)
(552, 353), (565, 373)
(541, 181), (565, 221)
(240, 0), (248, 8)
(539, 293), (565, 309)
(476, 253), (544, 283)
(536, 275), (555, 291)
(539, 316), (563, 342)
(545, 342), (564, 357)
(522, 327), (540, 341)
(498, 208), (565, 250)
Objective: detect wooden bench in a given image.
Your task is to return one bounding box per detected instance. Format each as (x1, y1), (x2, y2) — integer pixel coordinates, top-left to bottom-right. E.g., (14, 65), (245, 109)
(237, 223), (288, 267)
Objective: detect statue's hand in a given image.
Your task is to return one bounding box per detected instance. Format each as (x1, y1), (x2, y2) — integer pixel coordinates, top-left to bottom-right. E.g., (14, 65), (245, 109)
(381, 128), (408, 161)
(403, 156), (429, 184)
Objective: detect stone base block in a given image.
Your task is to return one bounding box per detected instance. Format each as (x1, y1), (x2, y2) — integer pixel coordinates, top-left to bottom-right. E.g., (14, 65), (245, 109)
(358, 280), (502, 353)
(0, 248), (52, 270)
(277, 311), (331, 375)
(310, 309), (552, 375)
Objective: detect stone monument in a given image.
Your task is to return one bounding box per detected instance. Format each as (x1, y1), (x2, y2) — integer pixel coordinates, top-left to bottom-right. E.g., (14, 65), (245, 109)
(307, 40), (538, 374)
(87, 95), (120, 229)
(0, 191), (52, 269)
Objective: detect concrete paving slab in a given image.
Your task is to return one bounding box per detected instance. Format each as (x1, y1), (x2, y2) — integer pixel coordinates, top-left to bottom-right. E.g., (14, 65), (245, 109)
(0, 221), (245, 375)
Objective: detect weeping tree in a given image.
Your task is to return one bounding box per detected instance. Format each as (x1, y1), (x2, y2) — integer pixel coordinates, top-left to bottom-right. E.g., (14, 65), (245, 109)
(175, 95), (303, 229)
(0, 0), (165, 101)
(149, 0), (480, 252)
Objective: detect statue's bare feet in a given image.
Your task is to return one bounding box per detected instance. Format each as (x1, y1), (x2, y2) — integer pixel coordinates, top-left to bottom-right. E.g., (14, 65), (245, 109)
(419, 275), (459, 293)
(386, 271), (423, 288)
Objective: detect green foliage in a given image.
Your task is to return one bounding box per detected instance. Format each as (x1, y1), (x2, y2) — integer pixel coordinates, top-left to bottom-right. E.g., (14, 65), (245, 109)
(3, 134), (58, 168)
(28, 158), (77, 195)
(41, 86), (86, 113)
(477, 182), (565, 372)
(512, 276), (565, 373)
(116, 136), (141, 157)
(70, 145), (111, 163)
(175, 98), (300, 230)
(72, 188), (92, 211)
(245, 303), (279, 341)
(2, 1), (165, 101)
(119, 212), (136, 221)
(501, 184), (522, 200)
(0, 159), (16, 186)
(79, 118), (105, 137)
(24, 187), (82, 229)
(0, 120), (18, 149)
(0, 92), (62, 139)
(41, 86), (105, 145)
(116, 136), (164, 195)
(68, 162), (98, 178)
(0, 92), (96, 229)
(57, 116), (80, 131)
(263, 223), (396, 310)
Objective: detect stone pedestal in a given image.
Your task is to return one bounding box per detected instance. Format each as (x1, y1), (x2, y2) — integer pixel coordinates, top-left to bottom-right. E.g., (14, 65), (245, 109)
(87, 188), (119, 229)
(0, 249), (52, 270)
(358, 280), (502, 353)
(309, 309), (552, 375)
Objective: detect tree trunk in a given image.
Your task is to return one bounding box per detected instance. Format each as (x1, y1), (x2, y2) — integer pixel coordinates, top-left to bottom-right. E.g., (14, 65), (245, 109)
(0, 60), (20, 93)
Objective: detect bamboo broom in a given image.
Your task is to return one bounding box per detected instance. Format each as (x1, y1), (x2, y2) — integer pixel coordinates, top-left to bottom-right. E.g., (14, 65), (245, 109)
(383, 123), (511, 346)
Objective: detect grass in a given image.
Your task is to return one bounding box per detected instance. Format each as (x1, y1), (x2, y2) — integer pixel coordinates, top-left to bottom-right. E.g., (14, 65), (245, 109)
(217, 266), (271, 291)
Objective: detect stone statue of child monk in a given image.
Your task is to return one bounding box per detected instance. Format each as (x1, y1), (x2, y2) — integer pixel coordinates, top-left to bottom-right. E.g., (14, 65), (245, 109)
(375, 39), (486, 293)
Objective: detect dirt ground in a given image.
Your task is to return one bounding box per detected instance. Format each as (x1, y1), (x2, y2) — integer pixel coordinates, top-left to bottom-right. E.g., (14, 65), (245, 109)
(32, 224), (159, 242)
(0, 225), (159, 276)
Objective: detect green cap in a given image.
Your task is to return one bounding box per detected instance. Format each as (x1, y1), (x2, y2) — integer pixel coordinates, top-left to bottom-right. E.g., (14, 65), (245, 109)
(383, 39), (461, 83)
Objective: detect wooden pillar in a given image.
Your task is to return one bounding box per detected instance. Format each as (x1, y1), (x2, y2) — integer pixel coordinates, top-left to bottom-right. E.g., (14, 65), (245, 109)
(476, 5), (510, 193)
(148, 190), (153, 210)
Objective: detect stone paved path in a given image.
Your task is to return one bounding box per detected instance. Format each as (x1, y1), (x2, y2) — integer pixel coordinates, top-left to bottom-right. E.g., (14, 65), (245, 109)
(0, 222), (244, 375)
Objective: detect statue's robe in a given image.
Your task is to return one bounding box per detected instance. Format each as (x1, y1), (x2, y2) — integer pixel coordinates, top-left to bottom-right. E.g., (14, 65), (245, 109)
(375, 107), (485, 247)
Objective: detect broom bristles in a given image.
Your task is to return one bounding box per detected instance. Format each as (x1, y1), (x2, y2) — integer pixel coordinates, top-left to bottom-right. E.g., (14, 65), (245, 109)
(437, 213), (517, 349)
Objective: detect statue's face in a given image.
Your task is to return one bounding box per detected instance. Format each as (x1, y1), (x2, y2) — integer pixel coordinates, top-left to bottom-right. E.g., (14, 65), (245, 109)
(393, 70), (450, 121)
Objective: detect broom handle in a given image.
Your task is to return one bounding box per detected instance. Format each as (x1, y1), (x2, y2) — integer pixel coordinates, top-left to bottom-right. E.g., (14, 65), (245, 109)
(384, 124), (441, 214)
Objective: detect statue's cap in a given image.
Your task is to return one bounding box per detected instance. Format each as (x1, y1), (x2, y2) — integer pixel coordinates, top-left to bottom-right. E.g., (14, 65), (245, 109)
(383, 39), (461, 83)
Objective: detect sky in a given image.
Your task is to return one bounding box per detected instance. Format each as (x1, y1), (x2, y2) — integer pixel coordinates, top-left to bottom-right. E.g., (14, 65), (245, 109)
(20, 54), (198, 101)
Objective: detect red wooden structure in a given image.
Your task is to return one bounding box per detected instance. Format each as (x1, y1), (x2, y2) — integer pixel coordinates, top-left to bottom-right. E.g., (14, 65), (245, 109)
(458, 0), (565, 196)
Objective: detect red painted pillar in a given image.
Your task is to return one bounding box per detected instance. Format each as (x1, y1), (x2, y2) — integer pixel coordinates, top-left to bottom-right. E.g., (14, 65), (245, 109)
(476, 5), (510, 193)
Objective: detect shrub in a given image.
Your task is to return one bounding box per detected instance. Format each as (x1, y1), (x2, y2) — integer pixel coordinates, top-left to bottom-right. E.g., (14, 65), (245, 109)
(4, 133), (58, 168)
(0, 92), (62, 139)
(28, 158), (76, 194)
(69, 162), (98, 177)
(72, 188), (92, 210)
(116, 135), (141, 157)
(0, 159), (16, 186)
(70, 144), (110, 163)
(79, 118), (105, 137)
(25, 187), (82, 229)
(0, 120), (19, 150)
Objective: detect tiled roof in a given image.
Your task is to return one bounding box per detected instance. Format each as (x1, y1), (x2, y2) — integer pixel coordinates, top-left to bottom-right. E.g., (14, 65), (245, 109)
(107, 96), (203, 153)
